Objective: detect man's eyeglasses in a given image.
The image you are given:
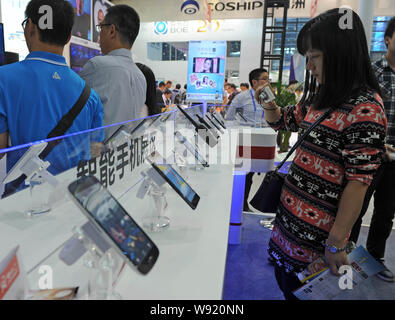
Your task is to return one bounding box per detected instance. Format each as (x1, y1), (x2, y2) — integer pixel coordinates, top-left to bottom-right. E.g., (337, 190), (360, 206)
(255, 77), (269, 81)
(21, 18), (28, 29)
(96, 23), (112, 32)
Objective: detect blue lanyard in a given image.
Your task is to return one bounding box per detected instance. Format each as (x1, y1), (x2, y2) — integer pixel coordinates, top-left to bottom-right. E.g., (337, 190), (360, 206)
(250, 89), (264, 118)
(249, 89), (257, 112)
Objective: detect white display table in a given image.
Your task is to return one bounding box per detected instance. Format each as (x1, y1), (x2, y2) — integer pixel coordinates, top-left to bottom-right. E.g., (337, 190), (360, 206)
(0, 124), (277, 300)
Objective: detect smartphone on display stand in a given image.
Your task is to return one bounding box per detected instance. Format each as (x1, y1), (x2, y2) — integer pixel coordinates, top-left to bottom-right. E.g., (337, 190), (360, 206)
(211, 111), (226, 129)
(146, 152), (200, 210)
(68, 176), (160, 275)
(236, 111), (249, 123)
(175, 131), (209, 168)
(176, 105), (218, 148)
(205, 114), (224, 134)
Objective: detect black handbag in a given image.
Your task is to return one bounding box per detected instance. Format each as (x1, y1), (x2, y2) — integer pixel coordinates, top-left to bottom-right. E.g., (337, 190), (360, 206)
(249, 108), (332, 213)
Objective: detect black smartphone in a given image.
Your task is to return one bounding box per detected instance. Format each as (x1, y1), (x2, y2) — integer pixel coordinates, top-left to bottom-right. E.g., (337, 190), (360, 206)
(129, 118), (148, 136)
(174, 131), (209, 167)
(103, 125), (126, 146)
(236, 111), (249, 123)
(68, 176), (159, 275)
(205, 114), (223, 133)
(146, 152), (200, 210)
(211, 112), (226, 129)
(176, 105), (218, 148)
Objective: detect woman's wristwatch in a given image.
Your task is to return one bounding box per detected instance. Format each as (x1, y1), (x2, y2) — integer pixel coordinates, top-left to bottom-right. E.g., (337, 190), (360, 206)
(324, 240), (347, 254)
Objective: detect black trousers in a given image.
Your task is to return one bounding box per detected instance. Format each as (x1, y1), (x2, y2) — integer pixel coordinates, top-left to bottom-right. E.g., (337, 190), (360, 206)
(274, 265), (302, 300)
(349, 161), (395, 260)
(244, 172), (254, 210)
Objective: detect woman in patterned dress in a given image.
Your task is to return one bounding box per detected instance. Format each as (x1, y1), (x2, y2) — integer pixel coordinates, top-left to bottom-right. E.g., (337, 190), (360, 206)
(255, 9), (387, 300)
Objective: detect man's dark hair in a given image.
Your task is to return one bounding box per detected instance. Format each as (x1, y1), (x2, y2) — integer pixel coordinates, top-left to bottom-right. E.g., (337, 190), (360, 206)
(104, 4), (140, 48)
(384, 17), (395, 48)
(164, 89), (172, 95)
(240, 83), (249, 89)
(184, 84), (187, 89)
(297, 8), (381, 110)
(248, 68), (268, 87)
(25, 0), (74, 46)
(166, 80), (172, 85)
(158, 81), (165, 88)
(227, 83), (236, 90)
(175, 84), (181, 89)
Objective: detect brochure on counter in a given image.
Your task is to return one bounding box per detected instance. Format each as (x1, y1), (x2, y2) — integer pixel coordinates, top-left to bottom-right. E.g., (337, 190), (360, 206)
(293, 246), (385, 300)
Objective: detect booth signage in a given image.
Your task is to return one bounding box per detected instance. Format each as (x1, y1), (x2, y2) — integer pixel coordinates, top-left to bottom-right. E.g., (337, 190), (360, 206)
(76, 133), (156, 188)
(181, 0), (264, 14)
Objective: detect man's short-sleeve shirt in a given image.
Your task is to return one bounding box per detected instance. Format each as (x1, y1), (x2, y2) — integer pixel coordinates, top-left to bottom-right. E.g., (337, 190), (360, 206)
(0, 51), (104, 175)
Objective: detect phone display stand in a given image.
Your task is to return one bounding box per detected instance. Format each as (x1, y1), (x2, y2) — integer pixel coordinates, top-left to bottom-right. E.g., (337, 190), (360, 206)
(190, 132), (205, 172)
(24, 157), (59, 216)
(172, 149), (190, 181)
(137, 169), (170, 232)
(70, 225), (123, 300)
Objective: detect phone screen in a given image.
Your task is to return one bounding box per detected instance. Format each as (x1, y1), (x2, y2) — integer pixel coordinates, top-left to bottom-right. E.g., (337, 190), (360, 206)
(151, 162), (200, 209)
(175, 132), (208, 167)
(68, 176), (159, 274)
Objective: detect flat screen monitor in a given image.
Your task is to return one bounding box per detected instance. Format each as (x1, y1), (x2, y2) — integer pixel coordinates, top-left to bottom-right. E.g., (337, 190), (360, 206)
(70, 43), (101, 74)
(0, 23), (5, 66)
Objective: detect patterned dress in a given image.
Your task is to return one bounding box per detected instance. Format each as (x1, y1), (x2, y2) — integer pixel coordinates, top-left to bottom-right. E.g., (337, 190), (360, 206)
(267, 90), (387, 273)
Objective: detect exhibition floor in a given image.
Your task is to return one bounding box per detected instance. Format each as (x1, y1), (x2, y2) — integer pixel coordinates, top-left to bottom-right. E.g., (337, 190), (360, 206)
(223, 214), (395, 300)
(223, 135), (395, 300)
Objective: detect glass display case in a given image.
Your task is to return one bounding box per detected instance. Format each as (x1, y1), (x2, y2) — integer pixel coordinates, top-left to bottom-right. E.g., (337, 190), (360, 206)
(0, 104), (262, 300)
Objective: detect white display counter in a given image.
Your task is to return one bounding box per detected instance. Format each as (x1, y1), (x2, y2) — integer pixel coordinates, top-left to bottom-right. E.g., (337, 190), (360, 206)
(0, 110), (277, 300)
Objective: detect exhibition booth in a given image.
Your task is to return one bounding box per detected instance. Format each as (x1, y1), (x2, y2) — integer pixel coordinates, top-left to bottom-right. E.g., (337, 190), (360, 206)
(0, 0), (395, 302)
(0, 104), (277, 300)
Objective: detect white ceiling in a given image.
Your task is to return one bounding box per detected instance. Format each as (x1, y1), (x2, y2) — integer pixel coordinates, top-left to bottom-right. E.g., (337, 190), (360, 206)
(111, 0), (395, 22)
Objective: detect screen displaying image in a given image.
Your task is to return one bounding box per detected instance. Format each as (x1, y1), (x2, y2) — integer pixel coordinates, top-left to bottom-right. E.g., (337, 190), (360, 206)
(70, 43), (101, 74)
(92, 0), (112, 43)
(69, 0), (92, 40)
(72, 178), (153, 266)
(0, 24), (5, 66)
(193, 57), (220, 74)
(187, 41), (226, 103)
(155, 164), (197, 203)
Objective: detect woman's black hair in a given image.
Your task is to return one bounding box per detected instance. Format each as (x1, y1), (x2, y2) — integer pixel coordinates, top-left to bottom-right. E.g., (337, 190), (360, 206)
(136, 63), (161, 116)
(297, 8), (382, 110)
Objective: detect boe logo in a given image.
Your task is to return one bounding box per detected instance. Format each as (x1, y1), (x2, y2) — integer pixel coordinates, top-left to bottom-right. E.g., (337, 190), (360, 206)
(154, 21), (168, 35)
(181, 0), (200, 14)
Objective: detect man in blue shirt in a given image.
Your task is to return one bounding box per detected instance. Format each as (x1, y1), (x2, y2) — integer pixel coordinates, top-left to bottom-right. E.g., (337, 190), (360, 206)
(0, 0), (104, 194)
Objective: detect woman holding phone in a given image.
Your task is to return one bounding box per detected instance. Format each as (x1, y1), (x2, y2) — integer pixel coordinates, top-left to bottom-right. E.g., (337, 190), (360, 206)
(255, 9), (387, 299)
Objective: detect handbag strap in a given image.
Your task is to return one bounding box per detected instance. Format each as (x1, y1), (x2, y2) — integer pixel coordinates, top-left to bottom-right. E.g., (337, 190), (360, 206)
(275, 107), (332, 171)
(3, 83), (91, 197)
(39, 83), (91, 159)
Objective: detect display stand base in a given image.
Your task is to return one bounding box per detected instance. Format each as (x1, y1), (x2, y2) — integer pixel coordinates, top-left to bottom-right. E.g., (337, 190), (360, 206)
(143, 215), (170, 232)
(26, 182), (51, 217)
(64, 225), (124, 300)
(259, 217), (275, 230)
